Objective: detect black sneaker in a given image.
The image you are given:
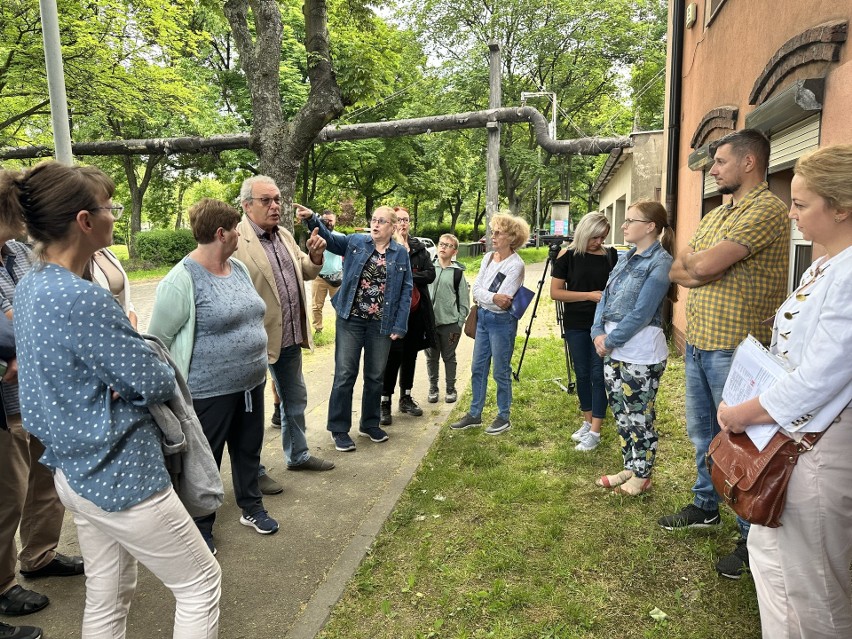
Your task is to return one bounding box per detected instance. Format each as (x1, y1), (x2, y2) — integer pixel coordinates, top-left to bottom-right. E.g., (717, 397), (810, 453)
(271, 403), (281, 428)
(399, 395), (423, 416)
(445, 389), (458, 403)
(380, 401), (393, 426)
(332, 432), (356, 452)
(715, 537), (750, 580)
(358, 426), (389, 443)
(658, 504), (721, 530)
(0, 622), (42, 639)
(450, 413), (482, 430)
(427, 387), (439, 403)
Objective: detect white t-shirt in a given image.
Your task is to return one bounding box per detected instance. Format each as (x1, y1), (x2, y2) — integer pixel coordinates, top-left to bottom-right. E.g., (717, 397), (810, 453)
(604, 321), (667, 365)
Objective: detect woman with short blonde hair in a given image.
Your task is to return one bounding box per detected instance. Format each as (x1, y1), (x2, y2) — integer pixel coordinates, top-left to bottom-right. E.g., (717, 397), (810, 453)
(451, 212), (529, 435)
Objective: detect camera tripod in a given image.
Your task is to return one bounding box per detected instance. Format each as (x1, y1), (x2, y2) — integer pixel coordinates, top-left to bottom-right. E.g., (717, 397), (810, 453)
(513, 240), (575, 394)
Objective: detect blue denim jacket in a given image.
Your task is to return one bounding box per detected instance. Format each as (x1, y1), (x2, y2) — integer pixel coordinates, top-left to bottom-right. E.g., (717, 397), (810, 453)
(591, 240), (673, 350)
(304, 214), (413, 337)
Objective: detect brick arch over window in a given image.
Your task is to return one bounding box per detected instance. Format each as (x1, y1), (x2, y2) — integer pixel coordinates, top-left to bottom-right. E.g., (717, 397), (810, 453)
(749, 20), (847, 106)
(690, 107), (738, 149)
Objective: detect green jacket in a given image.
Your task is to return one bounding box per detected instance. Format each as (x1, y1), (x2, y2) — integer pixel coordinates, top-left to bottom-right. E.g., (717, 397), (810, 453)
(427, 259), (470, 329)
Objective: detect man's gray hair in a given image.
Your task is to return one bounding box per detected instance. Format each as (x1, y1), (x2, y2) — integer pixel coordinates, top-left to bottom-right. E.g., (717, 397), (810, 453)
(239, 175), (277, 204)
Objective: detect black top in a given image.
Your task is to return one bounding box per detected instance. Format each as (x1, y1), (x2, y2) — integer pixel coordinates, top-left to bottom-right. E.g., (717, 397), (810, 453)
(551, 247), (618, 330)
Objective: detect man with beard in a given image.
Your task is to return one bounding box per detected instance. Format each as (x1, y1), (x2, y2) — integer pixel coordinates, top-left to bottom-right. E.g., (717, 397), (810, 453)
(659, 129), (789, 579)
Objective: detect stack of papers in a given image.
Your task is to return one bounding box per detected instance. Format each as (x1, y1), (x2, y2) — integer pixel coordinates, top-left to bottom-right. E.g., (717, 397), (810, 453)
(722, 335), (790, 451)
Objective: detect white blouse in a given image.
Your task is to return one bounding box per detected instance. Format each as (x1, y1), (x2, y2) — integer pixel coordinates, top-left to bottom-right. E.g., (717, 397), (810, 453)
(759, 245), (852, 433)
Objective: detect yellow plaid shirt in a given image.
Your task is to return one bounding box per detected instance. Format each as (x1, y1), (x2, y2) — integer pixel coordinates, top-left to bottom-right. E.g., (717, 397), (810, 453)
(686, 182), (790, 350)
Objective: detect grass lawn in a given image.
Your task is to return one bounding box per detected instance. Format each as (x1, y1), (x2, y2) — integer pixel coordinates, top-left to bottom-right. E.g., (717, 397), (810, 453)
(317, 337), (761, 639)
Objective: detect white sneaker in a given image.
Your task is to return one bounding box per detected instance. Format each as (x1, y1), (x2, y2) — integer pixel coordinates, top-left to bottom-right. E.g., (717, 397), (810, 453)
(571, 421), (592, 442)
(575, 431), (600, 451)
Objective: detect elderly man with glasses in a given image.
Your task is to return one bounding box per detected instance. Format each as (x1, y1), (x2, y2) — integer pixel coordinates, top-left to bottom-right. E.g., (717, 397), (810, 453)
(234, 176), (335, 479)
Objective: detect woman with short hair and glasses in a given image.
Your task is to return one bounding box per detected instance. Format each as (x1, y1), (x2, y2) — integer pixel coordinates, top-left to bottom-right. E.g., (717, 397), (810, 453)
(2, 161), (221, 638)
(550, 212), (617, 452)
(379, 206), (437, 426)
(591, 201), (675, 496)
(297, 205), (413, 452)
(451, 212), (529, 435)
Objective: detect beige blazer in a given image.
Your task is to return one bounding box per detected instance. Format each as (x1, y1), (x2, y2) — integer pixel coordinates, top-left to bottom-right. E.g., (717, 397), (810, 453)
(234, 216), (322, 363)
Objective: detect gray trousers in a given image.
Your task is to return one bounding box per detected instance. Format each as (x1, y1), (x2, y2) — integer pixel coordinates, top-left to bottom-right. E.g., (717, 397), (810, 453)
(425, 323), (461, 392)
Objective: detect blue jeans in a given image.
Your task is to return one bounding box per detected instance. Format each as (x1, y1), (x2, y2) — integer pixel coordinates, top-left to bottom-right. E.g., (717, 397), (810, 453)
(564, 329), (607, 419)
(327, 316), (392, 433)
(268, 344), (310, 466)
(469, 308), (518, 420)
(685, 344), (750, 538)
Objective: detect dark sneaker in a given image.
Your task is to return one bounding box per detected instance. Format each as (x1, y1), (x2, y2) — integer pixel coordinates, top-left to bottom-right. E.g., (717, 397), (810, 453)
(380, 401), (393, 426)
(358, 426), (389, 443)
(445, 389), (458, 403)
(399, 395), (423, 416)
(200, 529), (217, 556)
(271, 403), (281, 428)
(0, 621), (43, 639)
(239, 510), (279, 535)
(257, 473), (284, 495)
(332, 432), (356, 452)
(658, 504), (721, 530)
(716, 537), (750, 580)
(485, 415), (511, 435)
(450, 413), (482, 430)
(427, 387), (439, 403)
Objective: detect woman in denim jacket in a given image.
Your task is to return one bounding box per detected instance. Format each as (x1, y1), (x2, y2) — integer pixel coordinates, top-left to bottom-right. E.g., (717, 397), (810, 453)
(298, 205), (413, 452)
(591, 201), (675, 496)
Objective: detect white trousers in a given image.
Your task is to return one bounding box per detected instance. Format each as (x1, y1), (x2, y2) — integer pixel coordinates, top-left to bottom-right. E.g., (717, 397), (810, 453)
(749, 408), (852, 639)
(55, 470), (222, 639)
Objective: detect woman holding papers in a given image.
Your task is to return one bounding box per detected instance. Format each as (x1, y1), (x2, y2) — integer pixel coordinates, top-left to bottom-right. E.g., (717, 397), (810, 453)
(450, 213), (529, 436)
(718, 144), (852, 638)
(590, 201), (675, 495)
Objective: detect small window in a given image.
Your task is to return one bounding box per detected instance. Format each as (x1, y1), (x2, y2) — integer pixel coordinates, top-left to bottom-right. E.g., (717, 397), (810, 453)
(790, 242), (813, 292)
(704, 0), (729, 28)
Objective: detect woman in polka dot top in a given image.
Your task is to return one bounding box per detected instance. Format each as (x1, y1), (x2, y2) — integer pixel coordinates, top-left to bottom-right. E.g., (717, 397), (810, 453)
(1, 162), (222, 638)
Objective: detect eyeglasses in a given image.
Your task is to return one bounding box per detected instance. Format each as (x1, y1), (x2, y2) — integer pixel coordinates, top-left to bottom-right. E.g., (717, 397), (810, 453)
(91, 204), (124, 220)
(370, 217), (391, 226)
(438, 242), (457, 249)
(249, 196), (282, 208)
(491, 230), (504, 237)
(623, 218), (652, 225)
(396, 218), (410, 224)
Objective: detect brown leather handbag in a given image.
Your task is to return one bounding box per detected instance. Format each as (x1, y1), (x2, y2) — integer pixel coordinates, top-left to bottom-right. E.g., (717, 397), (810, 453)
(707, 429), (823, 528)
(463, 305), (478, 339)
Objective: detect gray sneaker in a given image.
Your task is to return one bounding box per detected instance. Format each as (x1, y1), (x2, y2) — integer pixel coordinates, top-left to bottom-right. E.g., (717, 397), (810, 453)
(450, 413), (481, 430)
(571, 421), (591, 442)
(575, 431), (600, 451)
(427, 387), (439, 403)
(445, 389), (458, 403)
(485, 415), (511, 435)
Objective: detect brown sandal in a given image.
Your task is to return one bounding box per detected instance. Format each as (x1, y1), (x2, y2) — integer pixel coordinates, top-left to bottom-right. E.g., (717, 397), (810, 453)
(596, 470), (633, 488)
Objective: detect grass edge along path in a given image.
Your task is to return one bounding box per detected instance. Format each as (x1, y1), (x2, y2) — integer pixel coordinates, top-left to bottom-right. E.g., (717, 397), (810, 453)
(316, 338), (760, 639)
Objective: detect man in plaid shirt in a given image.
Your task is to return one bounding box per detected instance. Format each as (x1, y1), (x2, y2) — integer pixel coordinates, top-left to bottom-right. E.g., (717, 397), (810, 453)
(659, 130), (790, 579)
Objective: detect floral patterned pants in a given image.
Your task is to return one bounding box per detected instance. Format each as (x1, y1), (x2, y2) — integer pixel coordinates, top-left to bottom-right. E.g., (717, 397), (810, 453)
(603, 358), (667, 478)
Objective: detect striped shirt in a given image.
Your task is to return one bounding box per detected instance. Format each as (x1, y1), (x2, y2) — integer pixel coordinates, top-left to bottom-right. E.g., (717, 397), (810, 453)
(686, 182), (789, 349)
(0, 241), (35, 417)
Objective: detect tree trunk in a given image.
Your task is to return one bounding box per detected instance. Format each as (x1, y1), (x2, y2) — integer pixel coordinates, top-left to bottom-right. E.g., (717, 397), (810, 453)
(120, 154), (162, 257)
(223, 0), (343, 233)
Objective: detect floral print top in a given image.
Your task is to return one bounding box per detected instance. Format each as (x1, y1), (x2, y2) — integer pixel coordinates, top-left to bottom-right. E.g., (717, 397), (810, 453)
(350, 250), (387, 321)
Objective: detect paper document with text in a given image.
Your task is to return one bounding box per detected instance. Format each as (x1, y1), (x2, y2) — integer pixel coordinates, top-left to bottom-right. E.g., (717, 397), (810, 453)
(722, 335), (791, 451)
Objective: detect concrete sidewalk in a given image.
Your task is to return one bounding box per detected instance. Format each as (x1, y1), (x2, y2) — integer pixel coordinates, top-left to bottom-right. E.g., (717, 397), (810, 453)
(19, 260), (554, 638)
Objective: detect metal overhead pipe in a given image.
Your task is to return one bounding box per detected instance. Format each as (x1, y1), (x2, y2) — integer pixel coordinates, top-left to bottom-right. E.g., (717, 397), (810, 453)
(0, 107), (630, 160)
(39, 0), (73, 164)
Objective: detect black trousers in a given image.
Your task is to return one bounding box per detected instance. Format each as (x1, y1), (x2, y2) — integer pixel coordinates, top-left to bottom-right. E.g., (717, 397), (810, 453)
(192, 382), (265, 531)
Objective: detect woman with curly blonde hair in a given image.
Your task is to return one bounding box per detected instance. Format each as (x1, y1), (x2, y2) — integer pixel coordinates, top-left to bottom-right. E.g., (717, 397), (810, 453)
(451, 213), (529, 435)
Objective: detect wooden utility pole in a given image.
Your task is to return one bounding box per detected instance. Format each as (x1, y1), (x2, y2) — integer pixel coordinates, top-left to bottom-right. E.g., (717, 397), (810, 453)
(485, 41), (501, 251)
